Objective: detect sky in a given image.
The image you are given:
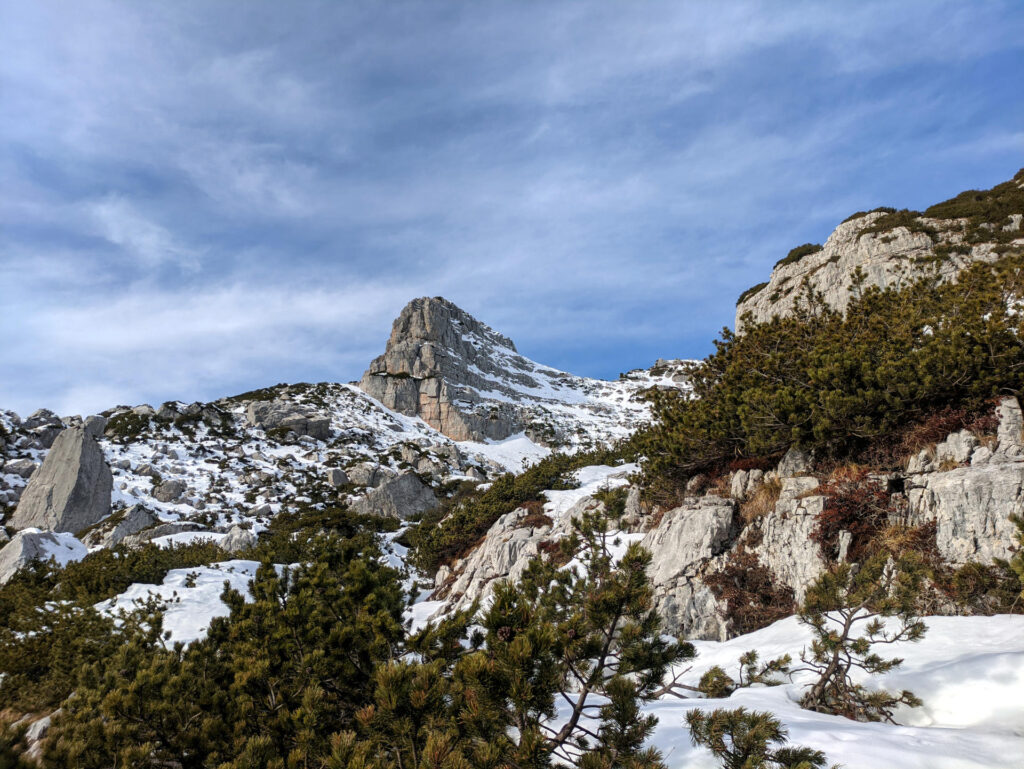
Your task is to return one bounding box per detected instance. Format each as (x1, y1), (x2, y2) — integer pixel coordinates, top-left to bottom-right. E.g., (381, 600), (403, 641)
(2, 1), (1023, 417)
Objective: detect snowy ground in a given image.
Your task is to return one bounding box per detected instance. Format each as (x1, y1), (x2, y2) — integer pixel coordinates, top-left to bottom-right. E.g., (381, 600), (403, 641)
(637, 614), (1024, 769)
(96, 560), (263, 644)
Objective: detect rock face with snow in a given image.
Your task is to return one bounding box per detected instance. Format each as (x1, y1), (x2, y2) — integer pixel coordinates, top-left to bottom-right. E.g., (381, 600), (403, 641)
(429, 399), (1024, 640)
(360, 297), (690, 446)
(245, 400), (331, 441)
(8, 427), (112, 533)
(0, 529), (87, 584)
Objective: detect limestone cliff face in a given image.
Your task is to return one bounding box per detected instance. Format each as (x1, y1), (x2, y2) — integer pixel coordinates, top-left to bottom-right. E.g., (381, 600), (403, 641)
(735, 172), (1024, 330)
(359, 297), (691, 445)
(359, 297), (529, 441)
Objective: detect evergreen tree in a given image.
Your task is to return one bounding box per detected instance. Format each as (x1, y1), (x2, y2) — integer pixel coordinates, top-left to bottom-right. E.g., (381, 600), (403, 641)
(686, 708), (831, 769)
(44, 534), (405, 769)
(334, 508), (692, 769)
(797, 553), (926, 722)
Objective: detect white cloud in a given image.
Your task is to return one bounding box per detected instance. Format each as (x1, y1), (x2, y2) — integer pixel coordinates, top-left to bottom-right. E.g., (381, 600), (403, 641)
(88, 196), (201, 270)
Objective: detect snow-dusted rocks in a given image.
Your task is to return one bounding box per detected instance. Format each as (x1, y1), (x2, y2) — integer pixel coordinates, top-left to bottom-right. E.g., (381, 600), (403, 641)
(8, 427), (111, 533)
(245, 400), (331, 440)
(0, 529), (87, 584)
(20, 408), (64, 449)
(350, 472), (436, 519)
(360, 296), (691, 447)
(326, 468), (350, 487)
(425, 464), (637, 621)
(221, 525), (257, 553)
(2, 458), (38, 479)
(81, 504), (160, 548)
(153, 479), (187, 502)
(348, 461), (398, 487)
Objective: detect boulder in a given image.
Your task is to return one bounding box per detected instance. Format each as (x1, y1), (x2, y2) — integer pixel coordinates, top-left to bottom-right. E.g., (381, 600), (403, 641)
(83, 415), (108, 439)
(776, 447), (813, 477)
(153, 479), (187, 502)
(348, 462), (397, 487)
(0, 529), (87, 584)
(245, 401), (331, 440)
(81, 504), (160, 548)
(222, 525), (257, 553)
(121, 521), (204, 547)
(3, 458), (38, 479)
(22, 409), (64, 449)
(351, 473), (437, 519)
(326, 468), (350, 487)
(8, 427), (112, 533)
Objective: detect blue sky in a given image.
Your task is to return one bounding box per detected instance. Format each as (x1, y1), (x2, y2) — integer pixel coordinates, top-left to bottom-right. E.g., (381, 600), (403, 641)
(2, 1), (1023, 416)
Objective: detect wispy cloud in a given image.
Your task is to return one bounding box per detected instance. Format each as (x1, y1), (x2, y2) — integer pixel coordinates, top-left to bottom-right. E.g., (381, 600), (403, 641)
(1, 0), (1023, 415)
(88, 196), (201, 269)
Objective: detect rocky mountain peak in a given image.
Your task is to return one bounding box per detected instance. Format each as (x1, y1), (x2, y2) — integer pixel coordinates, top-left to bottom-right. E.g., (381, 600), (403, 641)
(386, 296), (519, 364)
(359, 297), (690, 445)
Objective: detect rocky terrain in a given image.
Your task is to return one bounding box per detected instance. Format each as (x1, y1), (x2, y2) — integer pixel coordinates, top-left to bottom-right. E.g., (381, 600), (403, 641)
(2, 173), (1023, 769)
(0, 300), (687, 583)
(420, 396), (1023, 639)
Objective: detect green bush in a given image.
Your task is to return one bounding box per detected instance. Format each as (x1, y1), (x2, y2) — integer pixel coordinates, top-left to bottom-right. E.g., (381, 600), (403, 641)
(408, 445), (631, 575)
(774, 243), (822, 269)
(856, 208), (938, 239)
(0, 540), (227, 711)
(636, 253), (1024, 503)
(736, 281), (769, 306)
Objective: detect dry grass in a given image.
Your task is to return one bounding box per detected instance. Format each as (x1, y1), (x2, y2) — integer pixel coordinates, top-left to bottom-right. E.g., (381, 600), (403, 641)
(740, 476), (782, 524)
(519, 512), (553, 529)
(978, 432), (999, 451)
(828, 462), (870, 483)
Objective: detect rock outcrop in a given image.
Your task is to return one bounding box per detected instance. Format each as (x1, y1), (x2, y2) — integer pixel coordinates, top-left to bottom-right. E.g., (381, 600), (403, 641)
(748, 476), (828, 604)
(222, 525), (257, 553)
(8, 427), (112, 533)
(81, 504), (160, 548)
(434, 494), (602, 616)
(359, 297), (691, 445)
(735, 173), (1024, 330)
(428, 399), (1024, 641)
(245, 401), (331, 441)
(351, 472), (437, 519)
(641, 496), (737, 640)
